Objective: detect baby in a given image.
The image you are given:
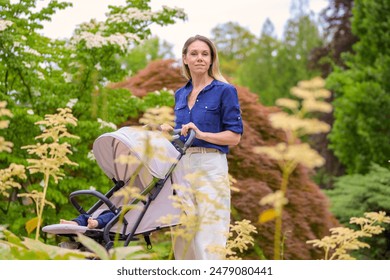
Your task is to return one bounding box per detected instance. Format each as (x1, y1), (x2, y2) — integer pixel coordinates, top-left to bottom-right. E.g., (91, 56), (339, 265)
(60, 210), (115, 229)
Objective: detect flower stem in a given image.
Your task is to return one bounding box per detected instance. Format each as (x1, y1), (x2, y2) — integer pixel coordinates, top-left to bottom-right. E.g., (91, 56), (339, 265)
(35, 172), (49, 240)
(273, 161), (295, 260)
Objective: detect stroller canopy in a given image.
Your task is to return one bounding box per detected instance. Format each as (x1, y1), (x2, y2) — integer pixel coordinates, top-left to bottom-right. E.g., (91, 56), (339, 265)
(93, 126), (180, 182)
(43, 126), (184, 238)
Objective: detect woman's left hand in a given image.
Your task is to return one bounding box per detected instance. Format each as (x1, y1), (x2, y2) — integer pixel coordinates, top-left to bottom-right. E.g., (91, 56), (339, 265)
(181, 122), (201, 138)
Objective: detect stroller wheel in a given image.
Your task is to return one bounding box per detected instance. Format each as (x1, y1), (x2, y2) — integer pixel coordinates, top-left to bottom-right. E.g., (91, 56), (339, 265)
(59, 241), (80, 250)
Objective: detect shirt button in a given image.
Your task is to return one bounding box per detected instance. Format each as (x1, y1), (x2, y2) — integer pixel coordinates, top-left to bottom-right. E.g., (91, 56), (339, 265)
(205, 106), (208, 109)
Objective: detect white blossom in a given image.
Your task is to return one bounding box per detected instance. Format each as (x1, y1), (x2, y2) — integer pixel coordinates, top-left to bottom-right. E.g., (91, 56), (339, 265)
(24, 47), (40, 56)
(95, 62), (102, 71)
(163, 6), (186, 18)
(87, 150), (96, 161)
(107, 8), (154, 24)
(36, 71), (45, 80)
(62, 72), (72, 83)
(70, 31), (140, 51)
(22, 61), (31, 68)
(66, 98), (78, 109)
(100, 78), (109, 87)
(0, 19), (13, 31)
(27, 109), (34, 115)
(97, 118), (117, 130)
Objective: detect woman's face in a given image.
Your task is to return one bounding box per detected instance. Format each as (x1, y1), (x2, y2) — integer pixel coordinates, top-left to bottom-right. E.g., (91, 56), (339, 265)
(183, 40), (212, 77)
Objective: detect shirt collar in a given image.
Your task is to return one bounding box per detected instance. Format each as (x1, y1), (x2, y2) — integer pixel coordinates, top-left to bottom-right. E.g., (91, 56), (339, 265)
(184, 79), (218, 93)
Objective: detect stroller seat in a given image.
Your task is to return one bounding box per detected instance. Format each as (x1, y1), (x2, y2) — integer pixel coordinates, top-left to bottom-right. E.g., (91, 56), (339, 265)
(43, 126), (194, 250)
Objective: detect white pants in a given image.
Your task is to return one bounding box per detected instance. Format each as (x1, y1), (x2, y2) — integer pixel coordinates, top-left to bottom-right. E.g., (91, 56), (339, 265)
(171, 151), (230, 260)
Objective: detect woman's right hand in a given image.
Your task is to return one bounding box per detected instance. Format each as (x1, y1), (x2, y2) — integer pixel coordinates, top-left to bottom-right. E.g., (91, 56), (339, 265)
(159, 123), (174, 132)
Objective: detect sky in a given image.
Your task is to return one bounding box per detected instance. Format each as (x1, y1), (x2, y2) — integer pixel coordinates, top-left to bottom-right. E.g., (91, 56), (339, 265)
(37, 0), (329, 58)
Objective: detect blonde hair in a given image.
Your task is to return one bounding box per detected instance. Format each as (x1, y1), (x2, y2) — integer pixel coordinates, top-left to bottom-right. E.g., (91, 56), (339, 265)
(181, 35), (228, 83)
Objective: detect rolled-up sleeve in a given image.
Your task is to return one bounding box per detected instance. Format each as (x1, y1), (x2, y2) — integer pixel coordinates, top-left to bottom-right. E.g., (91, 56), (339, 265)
(221, 86), (243, 134)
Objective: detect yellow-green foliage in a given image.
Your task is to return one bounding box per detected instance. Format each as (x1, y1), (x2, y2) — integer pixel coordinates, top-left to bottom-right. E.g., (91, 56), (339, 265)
(21, 108), (79, 240)
(0, 226), (95, 260)
(0, 226), (150, 260)
(0, 101), (14, 153)
(254, 77), (332, 259)
(22, 108), (79, 184)
(139, 106), (175, 128)
(225, 220), (258, 260)
(162, 172), (257, 260)
(307, 211), (390, 260)
(76, 233), (149, 260)
(1, 103), (257, 260)
(0, 101), (27, 198)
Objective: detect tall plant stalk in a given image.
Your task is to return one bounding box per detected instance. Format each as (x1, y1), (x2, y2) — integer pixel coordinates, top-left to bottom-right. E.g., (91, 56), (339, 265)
(256, 77), (332, 260)
(22, 108), (79, 240)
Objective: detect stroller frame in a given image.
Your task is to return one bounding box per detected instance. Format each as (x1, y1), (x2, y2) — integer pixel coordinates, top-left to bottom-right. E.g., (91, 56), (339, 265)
(44, 128), (195, 251)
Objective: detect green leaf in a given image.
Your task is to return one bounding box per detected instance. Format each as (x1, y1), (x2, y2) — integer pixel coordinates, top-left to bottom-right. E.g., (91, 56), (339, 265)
(109, 246), (149, 260)
(76, 233), (109, 260)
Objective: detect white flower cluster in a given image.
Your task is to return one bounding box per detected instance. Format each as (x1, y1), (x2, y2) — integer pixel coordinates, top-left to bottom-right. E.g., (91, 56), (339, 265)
(13, 41), (41, 56)
(66, 98), (78, 109)
(97, 118), (117, 130)
(107, 7), (154, 24)
(22, 61), (31, 68)
(36, 71), (45, 80)
(0, 19), (13, 31)
(78, 20), (107, 32)
(162, 5), (186, 18)
(87, 150), (96, 161)
(24, 47), (41, 56)
(71, 31), (140, 52)
(62, 72), (72, 83)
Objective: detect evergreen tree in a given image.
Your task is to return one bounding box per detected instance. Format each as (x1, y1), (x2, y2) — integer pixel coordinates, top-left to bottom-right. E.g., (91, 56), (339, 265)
(237, 19), (281, 105)
(237, 1), (323, 106)
(325, 164), (390, 259)
(327, 0), (390, 174)
(210, 21), (257, 79)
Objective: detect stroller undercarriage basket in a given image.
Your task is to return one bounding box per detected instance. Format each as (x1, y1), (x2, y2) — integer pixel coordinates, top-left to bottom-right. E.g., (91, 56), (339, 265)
(43, 126), (195, 250)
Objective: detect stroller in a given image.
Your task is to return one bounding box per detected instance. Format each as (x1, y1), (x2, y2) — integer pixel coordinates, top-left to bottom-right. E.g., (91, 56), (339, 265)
(43, 126), (195, 250)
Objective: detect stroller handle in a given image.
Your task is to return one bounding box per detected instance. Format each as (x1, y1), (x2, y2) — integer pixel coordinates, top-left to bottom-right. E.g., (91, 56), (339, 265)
(172, 128), (196, 150)
(69, 190), (118, 215)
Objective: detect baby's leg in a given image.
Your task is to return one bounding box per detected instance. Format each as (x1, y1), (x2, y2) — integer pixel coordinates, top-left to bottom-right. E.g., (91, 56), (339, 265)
(60, 219), (78, 225)
(60, 214), (89, 226)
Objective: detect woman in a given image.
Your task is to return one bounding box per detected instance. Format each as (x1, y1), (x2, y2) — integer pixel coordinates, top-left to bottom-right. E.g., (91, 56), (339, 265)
(163, 35), (243, 260)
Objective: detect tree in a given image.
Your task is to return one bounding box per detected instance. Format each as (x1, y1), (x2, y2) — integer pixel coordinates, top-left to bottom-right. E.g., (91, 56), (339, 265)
(237, 2), (323, 106)
(327, 0), (390, 174)
(325, 164), (390, 259)
(237, 19), (281, 105)
(309, 0), (358, 76)
(0, 0), (186, 236)
(118, 36), (175, 76)
(210, 21), (257, 79)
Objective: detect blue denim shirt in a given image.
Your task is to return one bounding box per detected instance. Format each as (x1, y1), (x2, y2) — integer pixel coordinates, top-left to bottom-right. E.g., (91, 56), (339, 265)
(174, 79), (243, 154)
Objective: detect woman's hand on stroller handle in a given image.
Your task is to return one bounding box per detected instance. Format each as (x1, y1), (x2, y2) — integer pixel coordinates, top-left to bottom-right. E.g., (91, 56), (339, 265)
(159, 123), (196, 148)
